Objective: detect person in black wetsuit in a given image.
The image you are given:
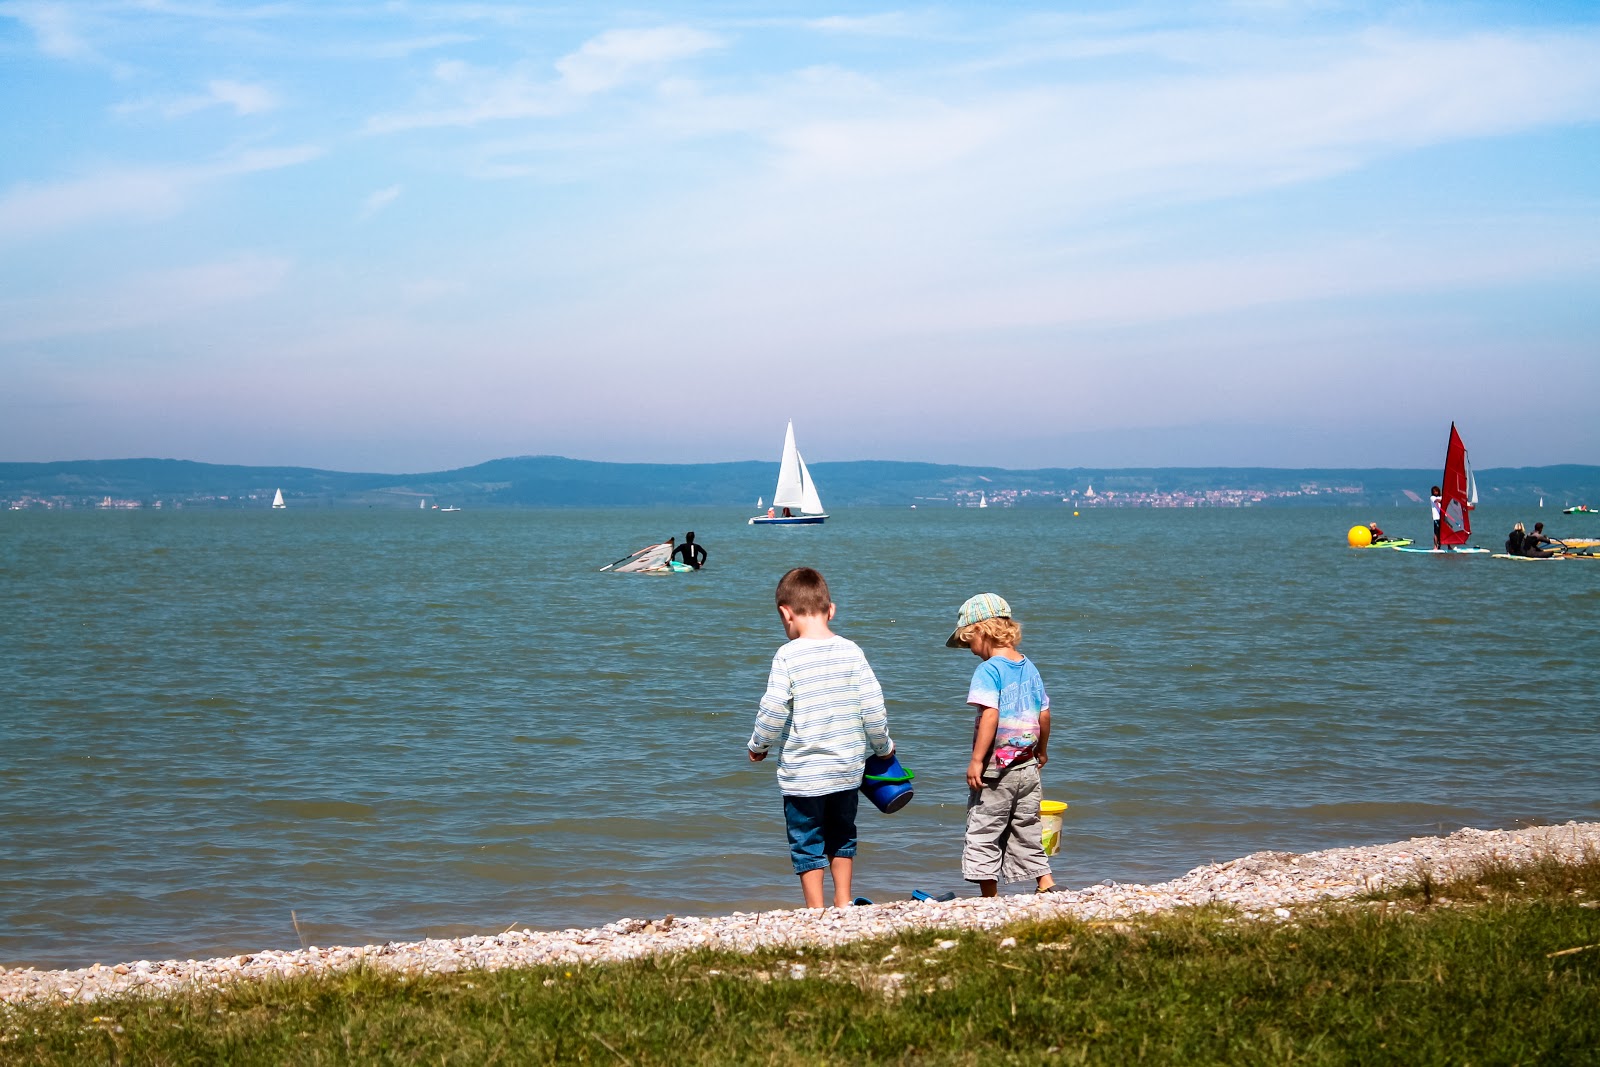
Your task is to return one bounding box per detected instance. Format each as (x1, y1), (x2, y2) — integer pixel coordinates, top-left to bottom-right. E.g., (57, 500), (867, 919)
(1505, 522), (1526, 556)
(1522, 522), (1559, 558)
(671, 531), (707, 569)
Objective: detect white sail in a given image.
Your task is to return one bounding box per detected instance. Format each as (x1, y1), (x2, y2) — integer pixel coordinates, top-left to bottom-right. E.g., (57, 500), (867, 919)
(1466, 453), (1478, 506)
(603, 539), (674, 573)
(796, 452), (824, 515)
(772, 421), (806, 509)
(751, 421), (828, 523)
(757, 496), (763, 509)
(272, 488), (286, 509)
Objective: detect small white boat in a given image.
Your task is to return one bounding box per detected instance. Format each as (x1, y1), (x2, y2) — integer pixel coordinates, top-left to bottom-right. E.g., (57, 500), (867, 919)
(271, 488), (286, 509)
(749, 421), (827, 525)
(440, 505), (461, 512)
(978, 492), (988, 508)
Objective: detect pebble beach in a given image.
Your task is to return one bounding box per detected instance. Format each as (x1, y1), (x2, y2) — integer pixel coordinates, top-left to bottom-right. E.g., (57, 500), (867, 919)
(5, 820), (1595, 1008)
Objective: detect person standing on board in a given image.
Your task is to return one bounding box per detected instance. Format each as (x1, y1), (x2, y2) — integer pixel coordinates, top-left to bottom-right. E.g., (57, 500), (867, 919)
(946, 593), (1057, 897)
(670, 531), (707, 570)
(1429, 485), (1443, 548)
(748, 567), (896, 909)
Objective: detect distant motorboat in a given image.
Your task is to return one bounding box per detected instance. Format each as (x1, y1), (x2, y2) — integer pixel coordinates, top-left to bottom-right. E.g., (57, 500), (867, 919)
(440, 506), (461, 512)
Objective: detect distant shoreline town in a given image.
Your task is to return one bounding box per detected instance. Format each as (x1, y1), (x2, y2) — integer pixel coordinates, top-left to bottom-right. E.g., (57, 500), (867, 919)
(2, 456), (1596, 511)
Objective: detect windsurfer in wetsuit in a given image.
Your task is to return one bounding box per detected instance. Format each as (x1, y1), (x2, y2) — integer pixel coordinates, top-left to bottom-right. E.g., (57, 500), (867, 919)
(1429, 486), (1442, 548)
(1367, 522), (1387, 544)
(1505, 522), (1526, 556)
(671, 531), (707, 570)
(1522, 522), (1559, 558)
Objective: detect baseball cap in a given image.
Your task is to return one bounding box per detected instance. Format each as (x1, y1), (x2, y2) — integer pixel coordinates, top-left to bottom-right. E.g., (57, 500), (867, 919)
(945, 593), (1011, 648)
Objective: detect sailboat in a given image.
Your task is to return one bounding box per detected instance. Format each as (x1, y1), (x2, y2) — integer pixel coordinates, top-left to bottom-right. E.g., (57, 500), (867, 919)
(271, 488), (286, 509)
(756, 496), (763, 510)
(749, 421), (828, 525)
(978, 492), (988, 509)
(1394, 422), (1487, 553)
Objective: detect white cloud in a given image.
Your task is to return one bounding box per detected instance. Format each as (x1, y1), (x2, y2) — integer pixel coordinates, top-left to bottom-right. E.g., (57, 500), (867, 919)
(0, 146), (322, 241)
(0, 0), (94, 59)
(806, 13), (920, 37)
(116, 78), (281, 119)
(555, 26), (723, 95)
(205, 79), (278, 115)
(367, 25), (724, 132)
(358, 184), (401, 220)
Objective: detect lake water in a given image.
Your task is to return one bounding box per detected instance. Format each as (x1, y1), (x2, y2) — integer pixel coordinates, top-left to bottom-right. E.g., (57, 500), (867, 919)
(2, 505), (1597, 969)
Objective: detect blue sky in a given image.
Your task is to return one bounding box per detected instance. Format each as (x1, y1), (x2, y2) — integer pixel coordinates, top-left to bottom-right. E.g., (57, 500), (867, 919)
(1, 1), (1596, 472)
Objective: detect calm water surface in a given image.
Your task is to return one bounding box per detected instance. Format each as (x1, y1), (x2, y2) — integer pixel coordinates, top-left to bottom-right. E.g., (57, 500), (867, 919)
(2, 505), (1597, 968)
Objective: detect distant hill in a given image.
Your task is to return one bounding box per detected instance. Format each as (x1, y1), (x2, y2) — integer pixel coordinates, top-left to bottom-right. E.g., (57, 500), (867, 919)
(2, 456), (1597, 509)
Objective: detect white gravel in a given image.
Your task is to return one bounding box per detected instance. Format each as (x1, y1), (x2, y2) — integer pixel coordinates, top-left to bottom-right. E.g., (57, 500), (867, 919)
(4, 820), (1595, 1007)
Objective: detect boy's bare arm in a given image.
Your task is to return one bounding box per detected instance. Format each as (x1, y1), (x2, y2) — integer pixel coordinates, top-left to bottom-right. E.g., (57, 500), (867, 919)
(967, 706), (998, 789)
(1037, 707), (1051, 768)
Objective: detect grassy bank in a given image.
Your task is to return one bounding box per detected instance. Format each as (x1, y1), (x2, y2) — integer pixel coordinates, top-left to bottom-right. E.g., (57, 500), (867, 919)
(5, 855), (1598, 1066)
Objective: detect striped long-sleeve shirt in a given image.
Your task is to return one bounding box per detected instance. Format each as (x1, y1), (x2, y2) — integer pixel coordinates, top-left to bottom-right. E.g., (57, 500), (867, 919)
(748, 634), (894, 797)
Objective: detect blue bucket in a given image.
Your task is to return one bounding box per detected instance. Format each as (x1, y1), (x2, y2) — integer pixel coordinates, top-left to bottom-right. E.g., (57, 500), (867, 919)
(861, 752), (915, 814)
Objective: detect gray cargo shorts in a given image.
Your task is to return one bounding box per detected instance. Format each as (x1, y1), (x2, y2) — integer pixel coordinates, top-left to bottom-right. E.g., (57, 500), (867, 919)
(962, 761), (1051, 885)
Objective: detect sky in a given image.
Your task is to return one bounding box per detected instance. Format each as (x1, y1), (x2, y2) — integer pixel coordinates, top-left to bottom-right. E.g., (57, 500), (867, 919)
(1, 1), (1597, 473)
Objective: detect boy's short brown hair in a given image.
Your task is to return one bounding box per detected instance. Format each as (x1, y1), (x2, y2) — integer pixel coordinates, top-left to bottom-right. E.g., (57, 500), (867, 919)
(776, 567), (831, 616)
(956, 615), (1022, 648)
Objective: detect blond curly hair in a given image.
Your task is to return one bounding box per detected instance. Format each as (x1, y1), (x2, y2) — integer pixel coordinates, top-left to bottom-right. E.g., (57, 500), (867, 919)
(955, 615), (1021, 648)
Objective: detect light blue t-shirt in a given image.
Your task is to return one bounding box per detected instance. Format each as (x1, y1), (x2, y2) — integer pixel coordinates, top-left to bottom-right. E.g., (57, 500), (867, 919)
(967, 654), (1049, 774)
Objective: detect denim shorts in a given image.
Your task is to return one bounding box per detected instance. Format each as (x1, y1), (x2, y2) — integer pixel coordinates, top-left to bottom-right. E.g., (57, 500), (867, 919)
(783, 789), (859, 874)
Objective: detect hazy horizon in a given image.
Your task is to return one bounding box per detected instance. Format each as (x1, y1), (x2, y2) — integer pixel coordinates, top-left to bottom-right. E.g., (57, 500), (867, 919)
(3, 2), (1596, 472)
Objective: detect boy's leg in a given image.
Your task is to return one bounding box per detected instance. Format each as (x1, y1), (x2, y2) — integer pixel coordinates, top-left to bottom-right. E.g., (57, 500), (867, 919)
(998, 765), (1054, 889)
(819, 789), (860, 907)
(784, 795), (830, 908)
(963, 780), (1010, 892)
(829, 856), (854, 907)
(798, 868), (826, 908)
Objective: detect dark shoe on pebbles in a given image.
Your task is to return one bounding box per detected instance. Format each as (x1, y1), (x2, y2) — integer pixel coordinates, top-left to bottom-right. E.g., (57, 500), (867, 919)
(852, 897), (873, 906)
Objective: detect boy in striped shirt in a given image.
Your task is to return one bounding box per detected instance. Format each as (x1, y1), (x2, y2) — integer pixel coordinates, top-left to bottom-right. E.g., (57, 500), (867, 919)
(748, 567), (896, 908)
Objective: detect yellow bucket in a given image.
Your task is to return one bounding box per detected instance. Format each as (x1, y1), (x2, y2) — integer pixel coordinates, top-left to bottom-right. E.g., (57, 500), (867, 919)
(1040, 800), (1068, 856)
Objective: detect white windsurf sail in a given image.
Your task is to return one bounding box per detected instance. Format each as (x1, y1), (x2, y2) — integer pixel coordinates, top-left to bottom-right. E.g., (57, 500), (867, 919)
(602, 538), (675, 573)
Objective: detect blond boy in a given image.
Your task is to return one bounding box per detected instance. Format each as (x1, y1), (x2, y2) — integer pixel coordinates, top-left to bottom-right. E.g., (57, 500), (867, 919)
(946, 593), (1056, 896)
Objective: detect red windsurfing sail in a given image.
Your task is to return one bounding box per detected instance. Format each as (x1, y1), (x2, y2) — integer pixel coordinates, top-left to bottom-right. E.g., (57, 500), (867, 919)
(1438, 422), (1477, 546)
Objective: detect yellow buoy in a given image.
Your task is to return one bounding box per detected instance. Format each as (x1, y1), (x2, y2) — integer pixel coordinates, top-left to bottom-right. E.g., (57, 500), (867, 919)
(1073, 511), (1079, 516)
(1347, 524), (1372, 547)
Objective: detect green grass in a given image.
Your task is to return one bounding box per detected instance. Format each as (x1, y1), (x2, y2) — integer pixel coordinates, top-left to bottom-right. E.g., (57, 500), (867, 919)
(5, 856), (1599, 1066)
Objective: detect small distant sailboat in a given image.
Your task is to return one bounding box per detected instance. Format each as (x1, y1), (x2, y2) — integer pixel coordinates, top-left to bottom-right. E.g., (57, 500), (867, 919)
(749, 421), (827, 525)
(756, 496), (763, 510)
(419, 499), (426, 510)
(271, 488), (286, 509)
(978, 492), (988, 509)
